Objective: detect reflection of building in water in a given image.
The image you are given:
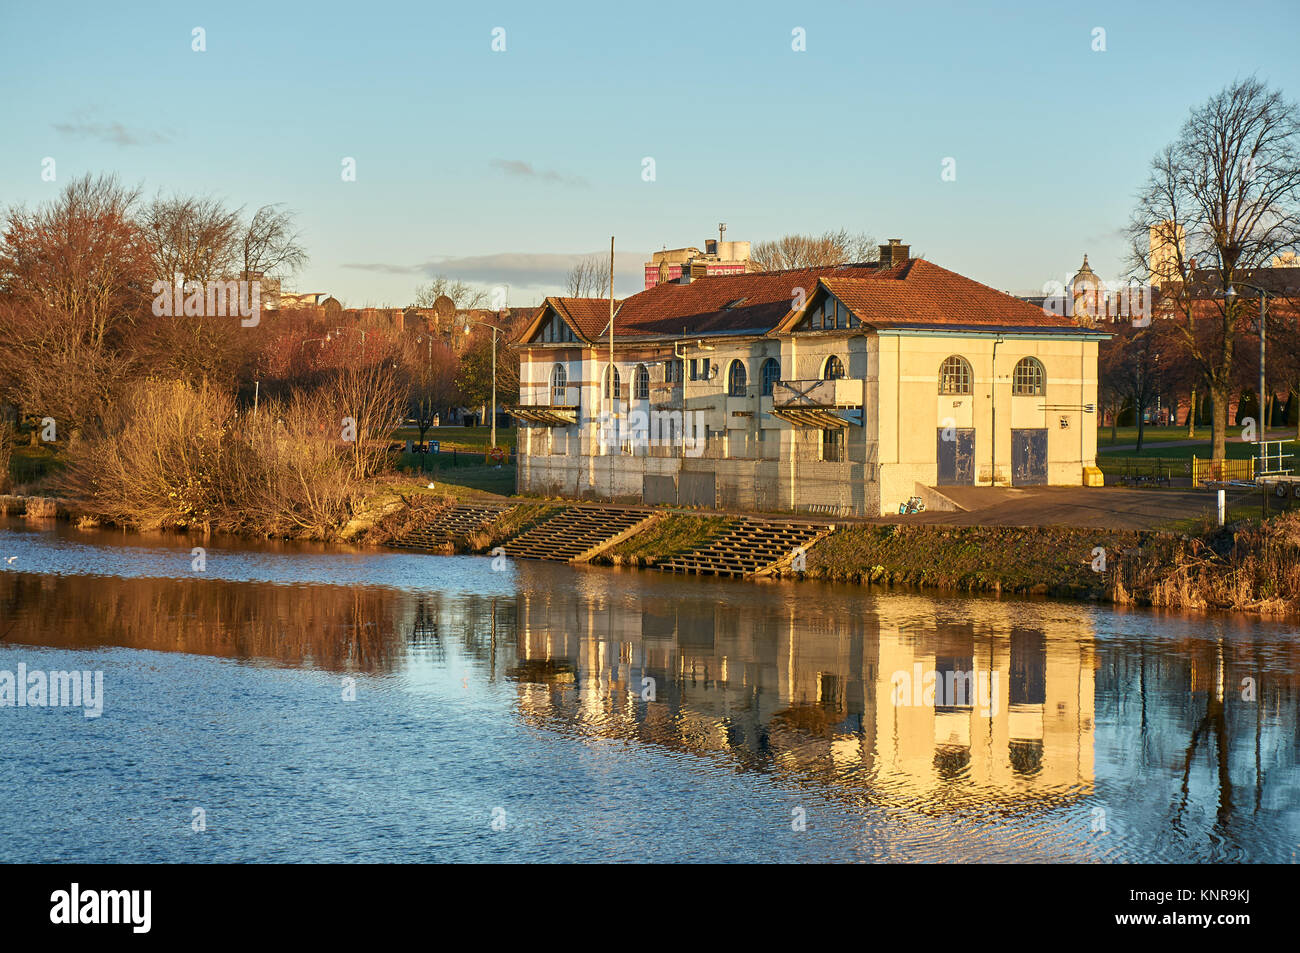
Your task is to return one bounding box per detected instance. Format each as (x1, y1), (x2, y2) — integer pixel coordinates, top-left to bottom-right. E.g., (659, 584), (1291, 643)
(874, 623), (1093, 806)
(508, 579), (1096, 811)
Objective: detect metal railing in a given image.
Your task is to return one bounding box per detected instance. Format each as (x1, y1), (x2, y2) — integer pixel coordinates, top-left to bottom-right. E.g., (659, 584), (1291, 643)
(520, 383), (580, 408)
(1257, 440), (1295, 476)
(1192, 456), (1255, 484)
(772, 379), (864, 408)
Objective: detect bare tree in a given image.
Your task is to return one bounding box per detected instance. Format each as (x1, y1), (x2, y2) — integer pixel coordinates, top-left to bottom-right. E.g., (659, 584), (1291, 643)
(1099, 321), (1176, 452)
(750, 229), (878, 271)
(140, 193), (241, 285)
(565, 253), (611, 297)
(331, 340), (407, 481)
(1128, 77), (1300, 462)
(0, 174), (149, 434)
(0, 173), (146, 349)
(398, 333), (460, 447)
(241, 204), (308, 279)
(412, 275), (489, 309)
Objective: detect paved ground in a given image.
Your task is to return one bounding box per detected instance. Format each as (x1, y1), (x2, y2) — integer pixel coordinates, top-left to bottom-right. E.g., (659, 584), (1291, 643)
(878, 485), (1259, 530)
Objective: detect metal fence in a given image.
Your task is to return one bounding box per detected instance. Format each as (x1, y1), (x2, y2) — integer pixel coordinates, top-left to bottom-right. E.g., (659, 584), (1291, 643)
(1191, 456), (1255, 484)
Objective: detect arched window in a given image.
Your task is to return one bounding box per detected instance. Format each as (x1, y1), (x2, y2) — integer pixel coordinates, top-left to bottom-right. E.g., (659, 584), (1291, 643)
(760, 358), (781, 397)
(938, 355), (972, 395)
(604, 364), (621, 400)
(634, 364), (650, 400)
(727, 360), (748, 397)
(550, 363), (567, 403)
(822, 355), (845, 380)
(1012, 357), (1046, 396)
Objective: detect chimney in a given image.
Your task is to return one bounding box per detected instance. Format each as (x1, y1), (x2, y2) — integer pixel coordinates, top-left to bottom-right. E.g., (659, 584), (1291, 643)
(878, 238), (910, 267)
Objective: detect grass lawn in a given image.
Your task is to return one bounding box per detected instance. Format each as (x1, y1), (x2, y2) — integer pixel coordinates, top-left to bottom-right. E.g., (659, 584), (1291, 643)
(8, 444), (62, 487)
(393, 456), (516, 496)
(1097, 441), (1257, 462)
(1095, 440), (1257, 479)
(1096, 426), (1210, 445)
(391, 425), (517, 451)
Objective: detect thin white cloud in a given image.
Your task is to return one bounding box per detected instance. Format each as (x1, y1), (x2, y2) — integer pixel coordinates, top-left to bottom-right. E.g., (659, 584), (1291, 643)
(341, 251), (647, 295)
(52, 116), (171, 146)
(489, 158), (587, 187)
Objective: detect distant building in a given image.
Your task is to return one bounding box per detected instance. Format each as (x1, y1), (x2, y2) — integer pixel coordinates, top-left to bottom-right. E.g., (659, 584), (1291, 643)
(645, 236), (753, 289)
(278, 291), (330, 308)
(273, 295), (539, 354)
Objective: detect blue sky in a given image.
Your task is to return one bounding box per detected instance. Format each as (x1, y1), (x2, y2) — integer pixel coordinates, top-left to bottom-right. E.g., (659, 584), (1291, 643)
(2, 0), (1298, 306)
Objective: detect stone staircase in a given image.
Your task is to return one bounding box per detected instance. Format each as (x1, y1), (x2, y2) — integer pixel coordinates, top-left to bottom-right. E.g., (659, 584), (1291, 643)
(500, 506), (657, 563)
(388, 502), (515, 552)
(658, 518), (834, 577)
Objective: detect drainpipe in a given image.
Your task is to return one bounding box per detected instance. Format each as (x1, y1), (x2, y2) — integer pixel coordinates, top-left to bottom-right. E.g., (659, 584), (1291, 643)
(789, 334), (797, 509)
(991, 335), (1003, 485)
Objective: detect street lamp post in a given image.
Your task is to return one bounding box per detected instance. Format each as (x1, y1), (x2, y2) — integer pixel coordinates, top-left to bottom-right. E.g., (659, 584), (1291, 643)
(464, 318), (506, 449)
(1225, 282), (1269, 433)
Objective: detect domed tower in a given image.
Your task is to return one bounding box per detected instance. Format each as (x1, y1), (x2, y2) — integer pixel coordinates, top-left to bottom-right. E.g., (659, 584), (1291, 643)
(1070, 254), (1103, 326)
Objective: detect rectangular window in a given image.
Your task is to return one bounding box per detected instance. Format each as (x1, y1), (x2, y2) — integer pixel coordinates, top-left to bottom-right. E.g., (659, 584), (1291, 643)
(821, 428), (845, 462)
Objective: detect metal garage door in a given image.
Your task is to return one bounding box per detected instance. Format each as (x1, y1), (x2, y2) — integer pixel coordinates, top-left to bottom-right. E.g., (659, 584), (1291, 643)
(643, 474), (677, 506)
(1011, 429), (1049, 486)
(937, 428), (976, 485)
(678, 471), (716, 508)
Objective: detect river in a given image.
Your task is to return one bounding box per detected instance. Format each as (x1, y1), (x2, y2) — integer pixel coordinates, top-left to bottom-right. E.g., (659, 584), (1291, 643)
(0, 517), (1296, 863)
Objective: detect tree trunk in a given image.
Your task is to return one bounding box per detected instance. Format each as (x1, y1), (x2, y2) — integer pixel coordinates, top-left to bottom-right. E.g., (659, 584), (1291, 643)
(1210, 383), (1228, 462)
(1187, 387), (1196, 438)
(1135, 404), (1146, 453)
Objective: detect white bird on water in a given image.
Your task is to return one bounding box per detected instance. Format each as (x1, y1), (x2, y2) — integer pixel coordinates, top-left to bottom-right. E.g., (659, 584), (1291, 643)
(4, 556), (15, 565)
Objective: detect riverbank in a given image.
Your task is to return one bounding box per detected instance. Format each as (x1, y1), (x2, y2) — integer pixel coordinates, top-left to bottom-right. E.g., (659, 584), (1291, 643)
(10, 488), (1300, 617)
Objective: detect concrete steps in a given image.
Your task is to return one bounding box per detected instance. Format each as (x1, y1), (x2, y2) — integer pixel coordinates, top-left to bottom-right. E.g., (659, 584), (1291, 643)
(388, 502), (515, 551)
(658, 518), (833, 577)
(501, 506), (655, 562)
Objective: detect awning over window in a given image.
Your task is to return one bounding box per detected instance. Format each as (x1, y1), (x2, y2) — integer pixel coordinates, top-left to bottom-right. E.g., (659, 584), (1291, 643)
(767, 407), (858, 428)
(508, 405), (578, 426)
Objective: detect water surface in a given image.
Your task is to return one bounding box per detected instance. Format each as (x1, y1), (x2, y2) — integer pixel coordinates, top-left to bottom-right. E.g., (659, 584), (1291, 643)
(1, 517), (1296, 862)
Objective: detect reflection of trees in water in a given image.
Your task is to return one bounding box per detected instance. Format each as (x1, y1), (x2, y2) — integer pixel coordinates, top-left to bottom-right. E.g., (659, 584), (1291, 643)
(449, 595), (516, 681)
(1095, 633), (1300, 846)
(0, 572), (404, 673)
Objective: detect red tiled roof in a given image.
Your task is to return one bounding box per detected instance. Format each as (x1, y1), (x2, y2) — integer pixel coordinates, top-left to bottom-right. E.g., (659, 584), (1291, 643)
(816, 260), (1084, 331)
(532, 296), (620, 342)
(611, 262), (897, 337)
(520, 258), (1089, 346)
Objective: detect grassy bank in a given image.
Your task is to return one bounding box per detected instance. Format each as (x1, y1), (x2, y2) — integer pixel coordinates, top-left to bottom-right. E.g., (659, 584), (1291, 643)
(794, 515), (1300, 615)
(798, 524), (1152, 599)
(600, 513), (732, 566)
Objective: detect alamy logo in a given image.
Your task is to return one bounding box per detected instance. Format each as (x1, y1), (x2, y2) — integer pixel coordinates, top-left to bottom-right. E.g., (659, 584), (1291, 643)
(151, 274), (261, 326)
(0, 664), (104, 718)
(595, 409), (708, 456)
(889, 663), (999, 717)
(50, 884), (151, 934)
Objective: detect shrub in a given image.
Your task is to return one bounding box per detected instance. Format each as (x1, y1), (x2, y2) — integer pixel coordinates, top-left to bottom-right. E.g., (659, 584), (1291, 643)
(60, 378), (388, 538)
